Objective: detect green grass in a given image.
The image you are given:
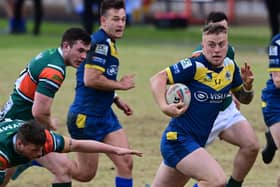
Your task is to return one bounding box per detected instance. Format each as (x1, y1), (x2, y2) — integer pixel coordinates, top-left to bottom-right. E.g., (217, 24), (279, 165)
(0, 20), (277, 186)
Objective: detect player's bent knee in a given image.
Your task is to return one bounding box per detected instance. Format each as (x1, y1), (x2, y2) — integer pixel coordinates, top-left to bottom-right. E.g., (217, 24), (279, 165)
(47, 159), (73, 177)
(115, 155), (133, 174)
(74, 170), (97, 182)
(207, 175), (227, 187)
(243, 140), (260, 156)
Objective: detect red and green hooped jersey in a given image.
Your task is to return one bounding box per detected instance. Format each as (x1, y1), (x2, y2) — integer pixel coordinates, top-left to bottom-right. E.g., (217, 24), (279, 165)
(0, 119), (65, 184)
(1, 48), (66, 121)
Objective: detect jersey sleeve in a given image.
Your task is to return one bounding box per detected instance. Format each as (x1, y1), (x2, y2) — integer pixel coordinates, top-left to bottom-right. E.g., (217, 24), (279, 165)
(268, 37), (280, 72)
(166, 58), (196, 84)
(43, 130), (65, 155)
(0, 170), (6, 185)
(230, 62), (243, 91)
(36, 65), (65, 98)
(85, 42), (109, 73)
(0, 153), (9, 185)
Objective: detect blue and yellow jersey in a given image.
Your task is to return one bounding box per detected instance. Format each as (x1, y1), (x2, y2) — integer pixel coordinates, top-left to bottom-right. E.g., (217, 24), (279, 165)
(166, 54), (243, 145)
(0, 119), (64, 183)
(69, 29), (119, 116)
(192, 44), (236, 110)
(262, 33), (280, 110)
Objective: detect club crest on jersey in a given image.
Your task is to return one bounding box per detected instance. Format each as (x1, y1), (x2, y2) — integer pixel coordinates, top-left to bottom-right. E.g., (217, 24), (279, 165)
(107, 65), (118, 76)
(204, 73), (212, 82)
(225, 71), (231, 80)
(95, 44), (108, 56)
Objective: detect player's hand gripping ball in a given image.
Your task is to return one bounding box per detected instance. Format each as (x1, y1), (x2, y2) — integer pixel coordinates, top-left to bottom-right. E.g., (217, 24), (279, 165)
(166, 83), (191, 107)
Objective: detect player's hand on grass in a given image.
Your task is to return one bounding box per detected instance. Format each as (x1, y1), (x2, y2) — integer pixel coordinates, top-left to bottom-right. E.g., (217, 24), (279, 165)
(115, 147), (143, 157)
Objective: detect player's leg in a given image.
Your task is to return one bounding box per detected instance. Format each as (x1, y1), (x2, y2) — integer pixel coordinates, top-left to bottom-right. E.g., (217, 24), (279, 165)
(71, 152), (99, 182)
(262, 128), (277, 164)
(206, 101), (239, 146)
(269, 122), (280, 150)
(151, 162), (189, 187)
(35, 153), (73, 186)
(104, 128), (134, 187)
(176, 148), (227, 187)
(219, 120), (259, 186)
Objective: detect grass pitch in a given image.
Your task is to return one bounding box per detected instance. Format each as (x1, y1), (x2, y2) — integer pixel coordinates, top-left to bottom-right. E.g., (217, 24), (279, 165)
(0, 20), (277, 186)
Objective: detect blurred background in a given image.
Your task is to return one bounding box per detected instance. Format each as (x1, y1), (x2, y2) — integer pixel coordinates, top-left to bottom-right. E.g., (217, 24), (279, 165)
(0, 0), (269, 34)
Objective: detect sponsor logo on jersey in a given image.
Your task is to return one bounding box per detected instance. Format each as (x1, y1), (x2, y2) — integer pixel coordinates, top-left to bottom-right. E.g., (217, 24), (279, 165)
(194, 91), (208, 102)
(0, 122), (22, 133)
(92, 56), (106, 64)
(180, 59), (192, 69)
(95, 44), (108, 56)
(107, 65), (118, 76)
(172, 64), (180, 74)
(269, 58), (280, 65)
(269, 45), (278, 56)
(194, 91), (227, 103)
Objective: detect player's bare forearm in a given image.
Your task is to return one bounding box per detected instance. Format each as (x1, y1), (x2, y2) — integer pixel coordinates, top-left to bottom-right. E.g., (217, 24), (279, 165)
(63, 137), (142, 156)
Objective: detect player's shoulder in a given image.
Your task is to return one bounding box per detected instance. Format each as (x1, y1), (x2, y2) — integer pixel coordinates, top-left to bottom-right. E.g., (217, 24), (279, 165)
(271, 34), (280, 46)
(92, 29), (110, 44)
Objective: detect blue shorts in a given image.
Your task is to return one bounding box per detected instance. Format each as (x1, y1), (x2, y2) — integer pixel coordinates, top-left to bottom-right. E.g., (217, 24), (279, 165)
(67, 108), (122, 141)
(262, 105), (280, 127)
(160, 124), (200, 168)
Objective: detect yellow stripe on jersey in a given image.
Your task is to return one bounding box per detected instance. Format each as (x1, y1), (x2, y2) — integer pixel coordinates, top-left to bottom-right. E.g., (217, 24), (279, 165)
(85, 64), (105, 73)
(194, 58), (235, 91)
(109, 40), (118, 58)
(166, 67), (174, 84)
(269, 68), (280, 72)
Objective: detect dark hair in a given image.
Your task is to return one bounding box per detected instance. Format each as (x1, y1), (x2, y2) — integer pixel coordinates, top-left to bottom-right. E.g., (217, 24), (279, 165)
(203, 24), (227, 35)
(100, 0), (125, 16)
(17, 120), (46, 146)
(206, 11), (228, 25)
(60, 27), (91, 47)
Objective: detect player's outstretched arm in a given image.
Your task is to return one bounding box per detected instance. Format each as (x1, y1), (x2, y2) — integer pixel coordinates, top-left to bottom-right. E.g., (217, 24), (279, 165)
(63, 137), (143, 157)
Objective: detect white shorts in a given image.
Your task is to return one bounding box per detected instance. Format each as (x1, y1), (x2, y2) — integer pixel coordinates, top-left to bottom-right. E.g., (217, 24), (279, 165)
(206, 100), (246, 146)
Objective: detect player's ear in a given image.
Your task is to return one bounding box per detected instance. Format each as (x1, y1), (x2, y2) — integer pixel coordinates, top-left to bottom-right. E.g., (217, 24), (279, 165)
(101, 16), (106, 26)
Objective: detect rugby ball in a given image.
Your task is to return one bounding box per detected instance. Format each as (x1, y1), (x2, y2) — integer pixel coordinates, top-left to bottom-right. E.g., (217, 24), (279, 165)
(166, 83), (191, 107)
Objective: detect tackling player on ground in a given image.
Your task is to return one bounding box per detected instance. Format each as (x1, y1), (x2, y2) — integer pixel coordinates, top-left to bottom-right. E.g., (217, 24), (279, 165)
(0, 119), (142, 185)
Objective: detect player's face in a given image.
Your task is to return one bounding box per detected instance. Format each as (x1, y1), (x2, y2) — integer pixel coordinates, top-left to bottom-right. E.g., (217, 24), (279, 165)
(101, 8), (126, 39)
(202, 32), (228, 68)
(17, 142), (43, 160)
(64, 40), (91, 68)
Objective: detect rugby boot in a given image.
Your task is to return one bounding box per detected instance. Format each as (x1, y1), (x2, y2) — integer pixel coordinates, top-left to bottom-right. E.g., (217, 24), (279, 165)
(262, 130), (277, 164)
